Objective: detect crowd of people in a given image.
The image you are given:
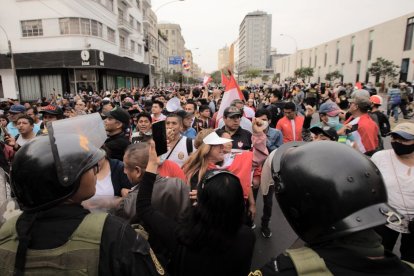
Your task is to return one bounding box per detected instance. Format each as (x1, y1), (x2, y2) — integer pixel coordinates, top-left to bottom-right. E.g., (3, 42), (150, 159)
(0, 80), (413, 275)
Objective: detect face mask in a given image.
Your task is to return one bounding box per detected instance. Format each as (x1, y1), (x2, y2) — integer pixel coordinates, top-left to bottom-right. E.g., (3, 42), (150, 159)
(327, 116), (339, 127)
(391, 142), (414, 156)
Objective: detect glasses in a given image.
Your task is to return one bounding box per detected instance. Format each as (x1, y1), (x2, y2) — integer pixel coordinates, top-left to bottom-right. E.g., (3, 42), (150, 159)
(92, 163), (100, 175)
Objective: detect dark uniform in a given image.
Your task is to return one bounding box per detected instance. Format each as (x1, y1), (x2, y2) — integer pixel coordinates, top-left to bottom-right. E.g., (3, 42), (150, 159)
(253, 141), (414, 276)
(0, 114), (162, 276)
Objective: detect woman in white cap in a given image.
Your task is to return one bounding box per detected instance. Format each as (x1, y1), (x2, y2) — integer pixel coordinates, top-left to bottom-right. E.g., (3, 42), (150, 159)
(371, 122), (414, 262)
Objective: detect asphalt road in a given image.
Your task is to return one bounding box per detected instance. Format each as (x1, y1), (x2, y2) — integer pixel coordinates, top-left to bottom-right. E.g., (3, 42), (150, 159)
(250, 96), (412, 269)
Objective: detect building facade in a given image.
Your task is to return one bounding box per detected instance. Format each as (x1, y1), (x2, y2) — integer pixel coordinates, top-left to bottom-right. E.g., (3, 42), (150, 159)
(218, 45), (229, 70)
(273, 12), (414, 84)
(238, 11), (272, 74)
(158, 23), (185, 74)
(142, 1), (160, 87)
(0, 0), (149, 101)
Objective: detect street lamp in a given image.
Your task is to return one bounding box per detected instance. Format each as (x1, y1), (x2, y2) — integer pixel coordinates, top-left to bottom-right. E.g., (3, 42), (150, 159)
(280, 33), (298, 74)
(280, 33), (298, 52)
(155, 0), (185, 13)
(0, 25), (20, 101)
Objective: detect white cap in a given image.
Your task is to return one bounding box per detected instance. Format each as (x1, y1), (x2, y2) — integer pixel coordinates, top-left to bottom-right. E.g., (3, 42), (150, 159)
(203, 132), (233, 145)
(103, 97), (111, 101)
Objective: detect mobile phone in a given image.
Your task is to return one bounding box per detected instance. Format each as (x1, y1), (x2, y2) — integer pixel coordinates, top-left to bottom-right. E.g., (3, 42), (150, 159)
(151, 121), (167, 156)
(346, 124), (358, 134)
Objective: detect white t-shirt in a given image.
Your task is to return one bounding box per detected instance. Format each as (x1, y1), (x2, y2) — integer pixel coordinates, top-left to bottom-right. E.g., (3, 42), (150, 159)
(371, 149), (414, 233)
(94, 171), (114, 196)
(16, 135), (32, 147)
(161, 136), (194, 168)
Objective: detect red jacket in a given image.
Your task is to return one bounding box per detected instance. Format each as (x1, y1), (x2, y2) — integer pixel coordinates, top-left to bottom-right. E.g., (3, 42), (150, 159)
(276, 116), (304, 143)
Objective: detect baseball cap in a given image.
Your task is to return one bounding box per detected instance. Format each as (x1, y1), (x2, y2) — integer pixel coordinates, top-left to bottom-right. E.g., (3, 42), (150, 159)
(318, 102), (342, 117)
(40, 105), (63, 116)
(203, 131), (233, 145)
(223, 106), (242, 118)
(105, 106), (131, 126)
(9, 104), (25, 114)
(389, 123), (414, 140)
(310, 126), (339, 141)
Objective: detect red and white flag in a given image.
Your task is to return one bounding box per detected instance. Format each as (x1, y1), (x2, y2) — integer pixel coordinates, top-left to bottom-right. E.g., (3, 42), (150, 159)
(215, 70), (244, 127)
(203, 75), (212, 86)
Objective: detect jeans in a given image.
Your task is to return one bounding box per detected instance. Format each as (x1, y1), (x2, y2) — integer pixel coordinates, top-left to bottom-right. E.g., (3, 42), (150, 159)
(253, 185), (275, 227)
(375, 225), (414, 262)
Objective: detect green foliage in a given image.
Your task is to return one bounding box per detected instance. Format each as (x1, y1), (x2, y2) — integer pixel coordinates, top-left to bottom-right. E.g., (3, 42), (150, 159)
(210, 70), (222, 84)
(244, 69), (261, 81)
(262, 75), (269, 82)
(294, 67), (314, 79)
(368, 57), (399, 81)
(325, 70), (343, 81)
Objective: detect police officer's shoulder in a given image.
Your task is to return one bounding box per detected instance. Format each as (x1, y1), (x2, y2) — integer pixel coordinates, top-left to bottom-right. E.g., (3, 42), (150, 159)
(252, 253), (297, 276)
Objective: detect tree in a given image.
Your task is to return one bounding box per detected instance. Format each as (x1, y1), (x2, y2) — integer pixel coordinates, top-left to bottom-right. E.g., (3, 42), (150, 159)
(368, 57), (399, 91)
(294, 67), (314, 81)
(325, 70), (343, 82)
(262, 75), (269, 82)
(244, 69), (261, 82)
(210, 70), (222, 85)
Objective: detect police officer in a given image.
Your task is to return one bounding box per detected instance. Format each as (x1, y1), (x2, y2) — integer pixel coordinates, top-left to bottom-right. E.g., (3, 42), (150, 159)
(253, 141), (414, 275)
(0, 114), (163, 276)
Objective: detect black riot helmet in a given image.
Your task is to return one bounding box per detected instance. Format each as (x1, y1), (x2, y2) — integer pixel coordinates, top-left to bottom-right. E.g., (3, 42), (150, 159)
(11, 113), (106, 212)
(272, 141), (396, 245)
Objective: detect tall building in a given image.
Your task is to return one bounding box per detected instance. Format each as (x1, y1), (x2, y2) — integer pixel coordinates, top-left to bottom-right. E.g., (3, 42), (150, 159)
(218, 45), (229, 70)
(142, 2), (160, 87)
(238, 11), (272, 73)
(184, 49), (193, 77)
(0, 0), (148, 100)
(158, 31), (168, 86)
(273, 12), (414, 84)
(158, 23), (185, 74)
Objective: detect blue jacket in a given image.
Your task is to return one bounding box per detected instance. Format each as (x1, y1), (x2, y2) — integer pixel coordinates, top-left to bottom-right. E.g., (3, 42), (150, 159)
(109, 158), (133, 196)
(266, 127), (283, 152)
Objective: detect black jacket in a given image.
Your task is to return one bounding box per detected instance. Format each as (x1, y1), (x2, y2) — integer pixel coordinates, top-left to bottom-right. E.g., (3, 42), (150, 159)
(104, 132), (130, 161)
(108, 158), (132, 196)
(15, 205), (159, 275)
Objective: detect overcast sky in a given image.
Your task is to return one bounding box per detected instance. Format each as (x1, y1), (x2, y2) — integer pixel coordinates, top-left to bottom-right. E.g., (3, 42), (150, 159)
(152, 0), (414, 73)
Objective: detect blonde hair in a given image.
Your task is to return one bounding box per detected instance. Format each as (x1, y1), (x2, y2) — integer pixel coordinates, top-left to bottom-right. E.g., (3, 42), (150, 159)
(182, 143), (212, 185)
(193, 128), (214, 149)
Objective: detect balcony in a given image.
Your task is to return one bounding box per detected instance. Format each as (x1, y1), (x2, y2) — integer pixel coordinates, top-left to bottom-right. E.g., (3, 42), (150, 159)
(118, 17), (133, 33)
(120, 47), (133, 58)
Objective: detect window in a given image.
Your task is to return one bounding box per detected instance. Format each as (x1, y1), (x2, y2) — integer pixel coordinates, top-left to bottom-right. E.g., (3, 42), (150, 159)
(119, 36), (125, 48)
(69, 18), (80, 34)
(21, 20), (43, 37)
(138, 44), (143, 54)
(172, 30), (175, 35)
(335, 41), (340, 65)
(91, 20), (103, 37)
(404, 17), (414, 51)
(367, 30), (374, 61)
(59, 18), (70, 34)
(350, 36), (355, 63)
(106, 0), (114, 11)
(324, 45), (328, 67)
(107, 27), (115, 42)
(356, 60), (361, 82)
(136, 0), (140, 9)
(131, 40), (135, 52)
(136, 21), (141, 33)
(129, 15), (134, 27)
(80, 19), (91, 35)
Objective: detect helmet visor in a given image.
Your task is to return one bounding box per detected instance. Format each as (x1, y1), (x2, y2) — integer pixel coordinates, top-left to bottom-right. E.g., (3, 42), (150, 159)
(47, 113), (106, 187)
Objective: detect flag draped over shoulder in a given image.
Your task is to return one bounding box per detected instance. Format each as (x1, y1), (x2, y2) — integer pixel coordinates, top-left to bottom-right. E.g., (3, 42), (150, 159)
(215, 70), (245, 127)
(203, 75), (212, 86)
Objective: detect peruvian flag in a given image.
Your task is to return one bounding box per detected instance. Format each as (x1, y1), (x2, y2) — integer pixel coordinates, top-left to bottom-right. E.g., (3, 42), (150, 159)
(203, 75), (212, 86)
(215, 70), (245, 127)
